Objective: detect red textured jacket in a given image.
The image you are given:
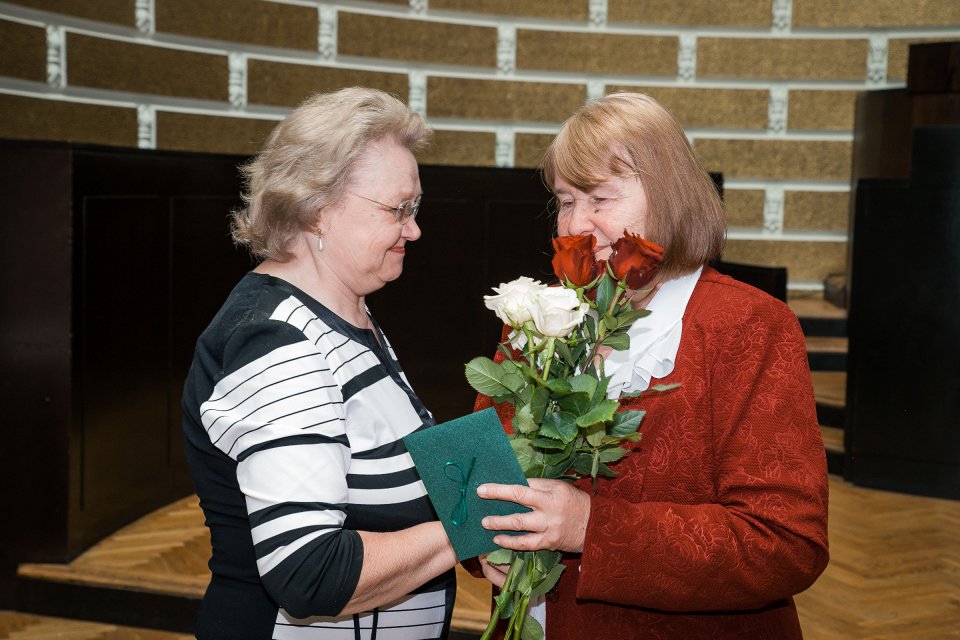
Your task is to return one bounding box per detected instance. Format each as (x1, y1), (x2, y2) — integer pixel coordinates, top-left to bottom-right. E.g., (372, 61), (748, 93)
(475, 268), (829, 639)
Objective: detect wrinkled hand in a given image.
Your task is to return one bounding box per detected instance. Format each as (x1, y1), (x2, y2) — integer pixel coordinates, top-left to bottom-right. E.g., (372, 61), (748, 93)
(477, 478), (590, 553)
(478, 552), (510, 588)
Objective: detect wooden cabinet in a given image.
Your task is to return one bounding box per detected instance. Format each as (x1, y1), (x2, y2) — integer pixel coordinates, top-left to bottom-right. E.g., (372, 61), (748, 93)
(0, 141), (253, 602)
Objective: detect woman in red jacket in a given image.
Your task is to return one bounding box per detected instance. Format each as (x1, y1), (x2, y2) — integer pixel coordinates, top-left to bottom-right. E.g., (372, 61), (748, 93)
(475, 93), (829, 639)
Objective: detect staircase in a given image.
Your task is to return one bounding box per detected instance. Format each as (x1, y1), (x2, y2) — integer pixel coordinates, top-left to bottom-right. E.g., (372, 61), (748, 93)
(790, 295), (848, 476)
(3, 296), (847, 638)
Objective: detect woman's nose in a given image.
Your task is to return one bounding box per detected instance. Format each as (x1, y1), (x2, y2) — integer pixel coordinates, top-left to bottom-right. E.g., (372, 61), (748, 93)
(403, 216), (422, 241)
(562, 200), (595, 236)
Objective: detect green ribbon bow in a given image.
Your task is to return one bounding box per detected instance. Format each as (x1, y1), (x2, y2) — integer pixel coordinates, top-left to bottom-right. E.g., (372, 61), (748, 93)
(443, 456), (476, 527)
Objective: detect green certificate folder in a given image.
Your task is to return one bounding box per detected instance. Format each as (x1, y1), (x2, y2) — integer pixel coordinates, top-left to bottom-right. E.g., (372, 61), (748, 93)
(403, 407), (530, 561)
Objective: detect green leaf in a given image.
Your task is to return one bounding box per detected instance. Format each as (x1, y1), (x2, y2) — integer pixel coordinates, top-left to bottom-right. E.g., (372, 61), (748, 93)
(465, 357), (517, 398)
(543, 446), (575, 466)
(534, 550), (562, 573)
(592, 375), (610, 404)
(501, 372), (526, 394)
(520, 614), (545, 640)
(609, 409), (646, 436)
(583, 313), (597, 343)
(513, 404), (539, 435)
(599, 446), (627, 464)
(585, 423), (606, 447)
(571, 452), (593, 476)
(596, 274), (615, 315)
(603, 332), (630, 351)
(596, 461), (617, 477)
(553, 339), (574, 367)
(613, 308), (651, 328)
(558, 391), (591, 417)
(620, 383), (682, 399)
(486, 548), (514, 565)
(529, 387), (549, 423)
(569, 374), (598, 397)
(516, 566), (534, 594)
(576, 399), (618, 427)
(529, 562), (565, 599)
(531, 436), (567, 450)
(540, 410), (578, 444)
(545, 378), (573, 394)
(510, 436), (538, 473)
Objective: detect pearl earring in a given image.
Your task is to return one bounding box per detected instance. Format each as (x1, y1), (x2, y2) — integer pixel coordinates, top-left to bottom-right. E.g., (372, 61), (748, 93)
(316, 231), (324, 252)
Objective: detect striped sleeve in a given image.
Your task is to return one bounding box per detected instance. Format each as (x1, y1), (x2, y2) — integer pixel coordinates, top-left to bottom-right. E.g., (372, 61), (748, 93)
(200, 317), (363, 618)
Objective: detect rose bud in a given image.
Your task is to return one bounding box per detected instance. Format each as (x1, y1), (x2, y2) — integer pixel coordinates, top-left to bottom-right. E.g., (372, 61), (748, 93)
(552, 235), (601, 286)
(609, 231), (665, 289)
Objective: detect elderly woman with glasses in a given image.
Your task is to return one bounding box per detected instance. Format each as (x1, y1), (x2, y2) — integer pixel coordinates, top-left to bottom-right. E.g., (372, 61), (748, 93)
(182, 87), (457, 639)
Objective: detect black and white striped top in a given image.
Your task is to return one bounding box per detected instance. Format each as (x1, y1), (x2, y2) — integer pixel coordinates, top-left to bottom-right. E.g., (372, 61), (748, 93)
(183, 273), (455, 640)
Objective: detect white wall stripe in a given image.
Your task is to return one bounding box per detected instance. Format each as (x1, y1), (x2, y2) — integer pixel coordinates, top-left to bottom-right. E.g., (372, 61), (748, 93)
(45, 24), (64, 89)
(135, 0), (153, 35)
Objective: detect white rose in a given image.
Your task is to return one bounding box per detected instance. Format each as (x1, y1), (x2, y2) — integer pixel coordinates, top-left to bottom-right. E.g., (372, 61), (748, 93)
(484, 276), (546, 326)
(530, 287), (589, 338)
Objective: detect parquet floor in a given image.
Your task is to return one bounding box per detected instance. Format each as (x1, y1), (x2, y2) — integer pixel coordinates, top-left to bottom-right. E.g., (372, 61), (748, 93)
(0, 611), (192, 639)
(15, 475), (960, 639)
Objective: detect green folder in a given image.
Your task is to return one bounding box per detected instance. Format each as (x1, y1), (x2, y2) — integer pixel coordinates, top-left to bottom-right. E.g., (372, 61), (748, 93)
(403, 407), (530, 561)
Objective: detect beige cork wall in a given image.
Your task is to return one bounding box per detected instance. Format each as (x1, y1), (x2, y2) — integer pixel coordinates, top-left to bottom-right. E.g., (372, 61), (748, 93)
(1, 0), (958, 290)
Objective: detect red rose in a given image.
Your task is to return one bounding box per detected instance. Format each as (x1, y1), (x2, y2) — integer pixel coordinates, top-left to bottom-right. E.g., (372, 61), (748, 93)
(552, 235), (601, 287)
(608, 231), (665, 289)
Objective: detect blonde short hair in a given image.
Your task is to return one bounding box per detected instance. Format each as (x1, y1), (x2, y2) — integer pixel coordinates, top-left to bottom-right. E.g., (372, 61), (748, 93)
(232, 87), (431, 261)
(542, 92), (725, 279)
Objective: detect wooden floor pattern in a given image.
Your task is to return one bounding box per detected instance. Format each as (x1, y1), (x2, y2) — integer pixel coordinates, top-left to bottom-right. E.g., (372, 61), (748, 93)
(17, 475), (960, 639)
(0, 611), (192, 639)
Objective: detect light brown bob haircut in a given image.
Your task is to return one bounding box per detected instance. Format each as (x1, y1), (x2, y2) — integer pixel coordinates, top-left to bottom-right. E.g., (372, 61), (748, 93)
(231, 87), (431, 261)
(542, 92), (725, 280)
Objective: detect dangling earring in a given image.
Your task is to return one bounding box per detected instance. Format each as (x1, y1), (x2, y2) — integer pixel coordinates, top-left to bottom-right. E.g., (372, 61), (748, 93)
(316, 231), (324, 252)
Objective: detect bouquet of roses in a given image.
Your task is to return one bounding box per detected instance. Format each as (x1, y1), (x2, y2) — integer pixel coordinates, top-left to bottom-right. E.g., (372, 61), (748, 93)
(465, 231), (667, 640)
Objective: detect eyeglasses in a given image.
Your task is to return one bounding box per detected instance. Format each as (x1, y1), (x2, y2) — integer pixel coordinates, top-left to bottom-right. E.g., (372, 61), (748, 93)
(348, 192), (421, 224)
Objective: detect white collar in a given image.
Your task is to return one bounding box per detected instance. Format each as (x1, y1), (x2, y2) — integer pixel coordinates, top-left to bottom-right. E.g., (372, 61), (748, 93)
(604, 266), (702, 399)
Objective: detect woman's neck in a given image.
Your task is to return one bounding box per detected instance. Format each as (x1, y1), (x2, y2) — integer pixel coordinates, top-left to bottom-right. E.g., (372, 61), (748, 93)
(254, 257), (370, 331)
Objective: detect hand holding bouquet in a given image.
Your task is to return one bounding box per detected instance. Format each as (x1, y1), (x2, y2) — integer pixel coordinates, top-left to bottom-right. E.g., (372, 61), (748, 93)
(466, 232), (669, 640)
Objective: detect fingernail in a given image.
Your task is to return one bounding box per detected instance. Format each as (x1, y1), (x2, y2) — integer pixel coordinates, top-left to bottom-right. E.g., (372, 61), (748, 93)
(477, 484), (488, 497)
(481, 517), (490, 528)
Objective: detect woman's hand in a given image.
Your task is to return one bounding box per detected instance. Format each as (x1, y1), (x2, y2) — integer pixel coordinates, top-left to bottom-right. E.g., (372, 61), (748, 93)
(477, 478), (591, 553)
(478, 552), (511, 588)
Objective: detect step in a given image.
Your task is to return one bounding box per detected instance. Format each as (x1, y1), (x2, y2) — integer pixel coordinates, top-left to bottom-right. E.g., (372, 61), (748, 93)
(0, 610), (192, 639)
(16, 497), (489, 638)
(806, 335), (847, 372)
(789, 296), (847, 337)
(820, 426), (845, 475)
(812, 371), (846, 475)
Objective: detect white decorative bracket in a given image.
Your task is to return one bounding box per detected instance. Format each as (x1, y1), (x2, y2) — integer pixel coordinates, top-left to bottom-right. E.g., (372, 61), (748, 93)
(135, 0), (154, 35)
(763, 186), (785, 234)
(772, 0), (791, 33)
(228, 53), (246, 110)
(768, 86), (788, 133)
(497, 25), (516, 74)
(678, 34), (696, 82)
(588, 0), (607, 27)
(409, 0), (426, 13)
(587, 79), (605, 102)
(137, 104), (156, 149)
(409, 70), (426, 116)
(495, 128), (514, 168)
(318, 5), (336, 60)
(46, 25), (64, 89)
(868, 35), (888, 84)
